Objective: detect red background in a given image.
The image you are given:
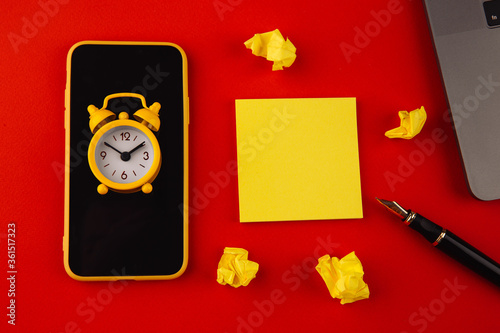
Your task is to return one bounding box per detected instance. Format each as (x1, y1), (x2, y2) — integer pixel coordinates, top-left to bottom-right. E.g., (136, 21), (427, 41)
(1, 0), (499, 332)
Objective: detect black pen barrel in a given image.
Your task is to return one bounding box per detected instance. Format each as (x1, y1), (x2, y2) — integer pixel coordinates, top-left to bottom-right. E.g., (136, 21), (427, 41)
(407, 213), (443, 243)
(407, 213), (500, 287)
(435, 231), (500, 287)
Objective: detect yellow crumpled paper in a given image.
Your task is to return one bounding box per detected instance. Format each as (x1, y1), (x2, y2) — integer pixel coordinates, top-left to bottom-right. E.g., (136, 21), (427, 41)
(217, 247), (259, 288)
(385, 106), (427, 139)
(244, 29), (296, 71)
(315, 252), (370, 304)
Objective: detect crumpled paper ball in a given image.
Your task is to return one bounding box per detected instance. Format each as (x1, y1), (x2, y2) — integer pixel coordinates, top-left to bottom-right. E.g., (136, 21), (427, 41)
(217, 247), (259, 288)
(315, 251), (370, 304)
(244, 29), (296, 70)
(385, 106), (427, 139)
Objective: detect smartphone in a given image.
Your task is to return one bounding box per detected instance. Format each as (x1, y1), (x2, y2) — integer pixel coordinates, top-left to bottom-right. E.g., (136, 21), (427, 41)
(64, 41), (188, 280)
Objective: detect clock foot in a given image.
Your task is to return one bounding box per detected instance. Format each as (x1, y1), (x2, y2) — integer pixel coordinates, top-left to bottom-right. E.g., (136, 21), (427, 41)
(142, 183), (153, 194)
(97, 184), (109, 195)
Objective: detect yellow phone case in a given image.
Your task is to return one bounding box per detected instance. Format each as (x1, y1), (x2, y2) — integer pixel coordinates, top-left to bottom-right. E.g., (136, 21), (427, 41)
(64, 41), (189, 281)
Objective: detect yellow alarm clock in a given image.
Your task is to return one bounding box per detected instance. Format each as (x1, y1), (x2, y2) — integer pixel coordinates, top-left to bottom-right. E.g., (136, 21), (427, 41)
(87, 93), (161, 195)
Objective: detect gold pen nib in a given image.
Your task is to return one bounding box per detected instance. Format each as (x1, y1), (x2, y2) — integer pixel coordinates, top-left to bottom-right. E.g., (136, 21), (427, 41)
(376, 198), (409, 219)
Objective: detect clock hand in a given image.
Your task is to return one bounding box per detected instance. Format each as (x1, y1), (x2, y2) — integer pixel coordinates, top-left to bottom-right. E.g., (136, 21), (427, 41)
(104, 142), (123, 154)
(128, 141), (146, 155)
(119, 141), (145, 162)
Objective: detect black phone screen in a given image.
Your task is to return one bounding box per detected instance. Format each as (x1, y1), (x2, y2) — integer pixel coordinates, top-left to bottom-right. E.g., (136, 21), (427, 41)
(66, 43), (188, 278)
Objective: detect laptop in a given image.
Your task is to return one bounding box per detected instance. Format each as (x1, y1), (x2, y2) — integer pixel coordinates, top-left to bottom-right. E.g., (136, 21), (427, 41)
(423, 0), (500, 200)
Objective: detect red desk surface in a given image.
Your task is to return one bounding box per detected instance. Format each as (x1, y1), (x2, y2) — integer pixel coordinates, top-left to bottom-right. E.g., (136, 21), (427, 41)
(1, 0), (499, 332)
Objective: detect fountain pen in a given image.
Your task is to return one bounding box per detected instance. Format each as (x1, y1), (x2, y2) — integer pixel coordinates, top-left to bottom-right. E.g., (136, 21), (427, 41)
(376, 198), (500, 287)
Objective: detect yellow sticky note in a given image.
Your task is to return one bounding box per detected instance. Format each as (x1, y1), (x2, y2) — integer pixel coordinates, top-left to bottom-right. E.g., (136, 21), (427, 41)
(316, 252), (370, 304)
(385, 106), (427, 139)
(217, 247), (259, 288)
(235, 98), (363, 222)
(244, 29), (296, 70)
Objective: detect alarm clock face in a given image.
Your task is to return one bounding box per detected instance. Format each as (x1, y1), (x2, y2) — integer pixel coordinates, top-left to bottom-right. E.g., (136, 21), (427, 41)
(94, 125), (155, 184)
